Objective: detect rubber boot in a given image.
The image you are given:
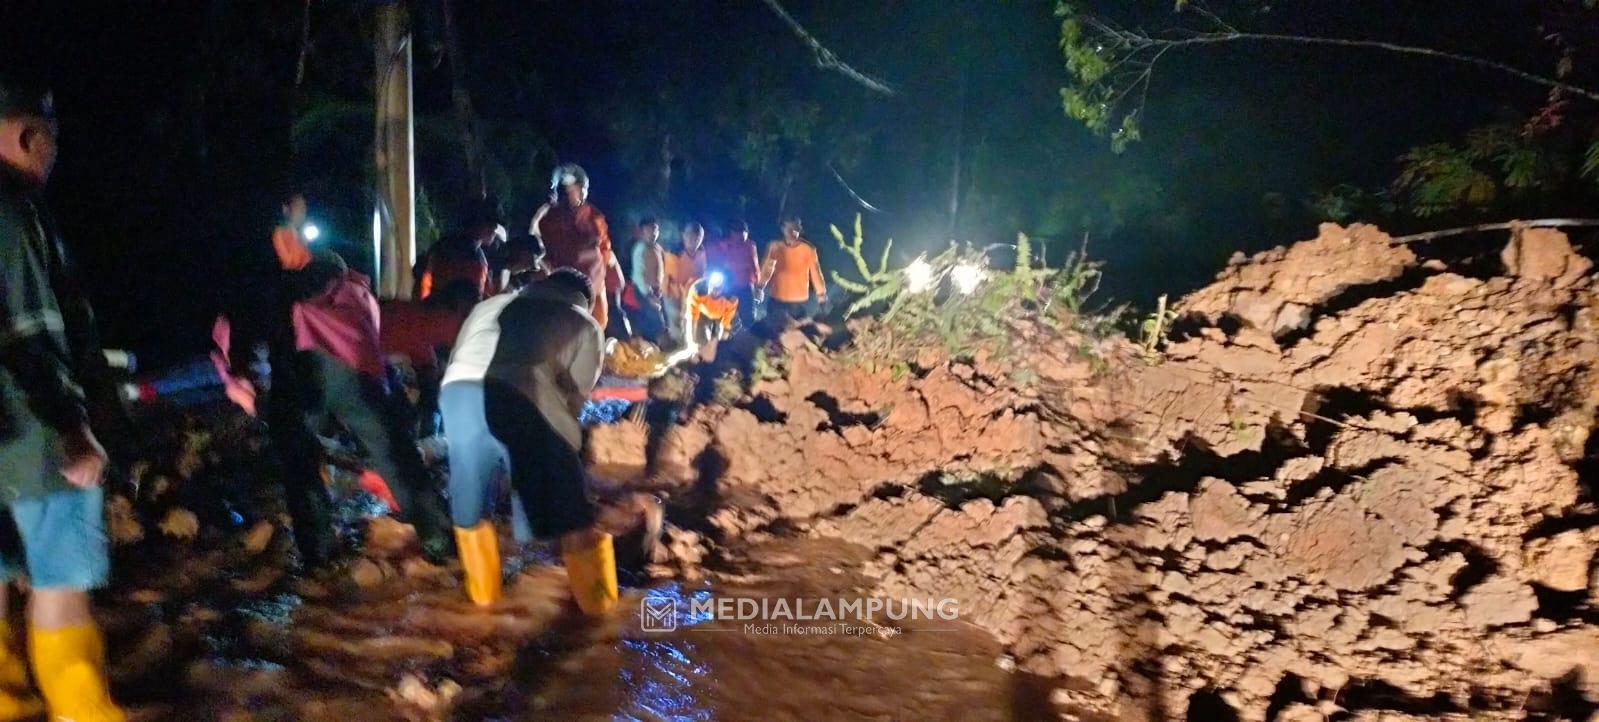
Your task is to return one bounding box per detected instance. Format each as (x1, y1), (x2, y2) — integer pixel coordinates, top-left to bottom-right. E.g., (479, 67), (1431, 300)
(453, 522), (502, 606)
(562, 532), (619, 617)
(29, 624), (126, 722)
(0, 622), (41, 721)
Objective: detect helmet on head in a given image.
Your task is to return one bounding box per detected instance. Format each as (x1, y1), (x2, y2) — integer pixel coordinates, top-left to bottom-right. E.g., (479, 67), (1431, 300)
(550, 163), (590, 201)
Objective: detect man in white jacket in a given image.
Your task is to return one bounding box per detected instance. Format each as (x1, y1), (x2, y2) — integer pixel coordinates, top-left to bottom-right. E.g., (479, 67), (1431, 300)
(438, 269), (615, 615)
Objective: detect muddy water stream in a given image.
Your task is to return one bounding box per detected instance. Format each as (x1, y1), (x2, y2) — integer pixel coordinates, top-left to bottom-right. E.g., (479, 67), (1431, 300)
(109, 532), (1061, 721)
(509, 538), (1058, 722)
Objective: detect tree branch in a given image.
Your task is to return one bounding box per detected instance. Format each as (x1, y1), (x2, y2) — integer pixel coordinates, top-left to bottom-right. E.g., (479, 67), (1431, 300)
(756, 0), (897, 96)
(1134, 31), (1599, 102)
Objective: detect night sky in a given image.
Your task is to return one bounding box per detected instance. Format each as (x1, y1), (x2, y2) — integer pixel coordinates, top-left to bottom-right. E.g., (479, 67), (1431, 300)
(0, 1), (1578, 369)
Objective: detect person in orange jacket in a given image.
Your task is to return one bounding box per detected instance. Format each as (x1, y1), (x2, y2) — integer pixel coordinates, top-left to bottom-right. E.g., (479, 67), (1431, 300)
(761, 216), (828, 321)
(685, 272), (740, 345)
(662, 221), (708, 344)
(706, 219), (761, 329)
(272, 193), (312, 271)
(533, 164), (621, 333)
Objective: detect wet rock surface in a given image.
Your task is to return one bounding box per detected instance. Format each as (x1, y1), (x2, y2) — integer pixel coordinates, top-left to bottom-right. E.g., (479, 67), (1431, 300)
(588, 223), (1599, 720)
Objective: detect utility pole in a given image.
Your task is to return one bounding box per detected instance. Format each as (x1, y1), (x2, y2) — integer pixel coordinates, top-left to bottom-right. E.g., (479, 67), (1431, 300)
(373, 1), (416, 299)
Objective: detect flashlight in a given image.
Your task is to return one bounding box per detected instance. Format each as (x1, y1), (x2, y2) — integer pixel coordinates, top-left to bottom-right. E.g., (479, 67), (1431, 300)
(302, 223), (322, 242)
(708, 270), (727, 290)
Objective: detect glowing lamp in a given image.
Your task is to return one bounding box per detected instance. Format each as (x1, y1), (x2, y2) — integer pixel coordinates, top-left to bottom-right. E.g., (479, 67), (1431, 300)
(905, 257), (935, 293)
(302, 223), (322, 242)
(707, 271), (727, 290)
(951, 262), (986, 295)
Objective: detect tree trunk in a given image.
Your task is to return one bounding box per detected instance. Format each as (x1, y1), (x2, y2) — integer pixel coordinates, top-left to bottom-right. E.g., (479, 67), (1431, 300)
(373, 2), (415, 299)
(441, 0), (486, 199)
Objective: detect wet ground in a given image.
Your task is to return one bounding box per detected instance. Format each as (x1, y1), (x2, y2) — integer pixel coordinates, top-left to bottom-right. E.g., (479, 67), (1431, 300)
(97, 515), (1061, 722)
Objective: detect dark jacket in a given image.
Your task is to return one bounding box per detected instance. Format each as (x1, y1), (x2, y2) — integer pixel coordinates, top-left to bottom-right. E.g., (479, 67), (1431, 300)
(485, 284), (602, 450)
(0, 167), (123, 499)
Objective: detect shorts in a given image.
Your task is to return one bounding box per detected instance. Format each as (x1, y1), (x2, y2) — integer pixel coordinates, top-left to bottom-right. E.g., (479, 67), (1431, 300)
(0, 486), (109, 590)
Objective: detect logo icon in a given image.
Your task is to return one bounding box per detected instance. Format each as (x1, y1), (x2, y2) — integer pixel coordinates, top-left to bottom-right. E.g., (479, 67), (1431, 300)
(641, 595), (677, 632)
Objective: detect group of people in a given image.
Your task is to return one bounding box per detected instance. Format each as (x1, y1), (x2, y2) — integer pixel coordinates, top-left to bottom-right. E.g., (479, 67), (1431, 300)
(0, 65), (830, 719)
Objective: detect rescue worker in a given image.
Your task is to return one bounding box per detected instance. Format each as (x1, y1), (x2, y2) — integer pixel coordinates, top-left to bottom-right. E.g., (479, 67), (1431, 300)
(415, 199), (496, 301)
(440, 269), (617, 616)
(761, 216), (828, 321)
(379, 280), (479, 439)
(226, 252), (455, 563)
(707, 219), (761, 330)
(0, 74), (126, 722)
(625, 217), (666, 343)
(662, 221), (708, 344)
(273, 193), (312, 271)
(501, 234), (549, 293)
(685, 271), (740, 345)
(532, 164), (621, 332)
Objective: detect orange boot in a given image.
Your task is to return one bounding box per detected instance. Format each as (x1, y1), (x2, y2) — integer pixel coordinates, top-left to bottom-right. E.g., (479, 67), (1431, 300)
(30, 624), (126, 722)
(0, 621), (41, 721)
(562, 532), (618, 616)
(453, 522), (502, 606)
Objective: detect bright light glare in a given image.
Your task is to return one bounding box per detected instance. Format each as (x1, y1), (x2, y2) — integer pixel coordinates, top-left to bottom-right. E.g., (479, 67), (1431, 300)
(951, 262), (986, 295)
(905, 257), (935, 293)
(302, 223), (322, 242)
(708, 271), (726, 290)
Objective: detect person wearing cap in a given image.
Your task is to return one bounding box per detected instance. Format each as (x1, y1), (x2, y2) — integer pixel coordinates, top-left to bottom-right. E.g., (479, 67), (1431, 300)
(439, 269), (618, 616)
(761, 216), (828, 321)
(707, 219), (761, 330)
(0, 74), (127, 722)
(532, 164), (621, 332)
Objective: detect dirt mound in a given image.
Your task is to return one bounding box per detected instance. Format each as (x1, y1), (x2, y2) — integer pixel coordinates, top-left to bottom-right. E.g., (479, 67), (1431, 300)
(596, 222), (1599, 720)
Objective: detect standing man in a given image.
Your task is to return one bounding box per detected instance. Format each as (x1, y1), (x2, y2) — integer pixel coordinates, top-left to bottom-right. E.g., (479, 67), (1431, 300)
(440, 269), (617, 616)
(707, 219), (760, 330)
(415, 198), (497, 301)
(662, 221), (707, 345)
(0, 75), (126, 722)
(761, 216), (827, 322)
(626, 217), (666, 343)
(534, 164), (621, 333)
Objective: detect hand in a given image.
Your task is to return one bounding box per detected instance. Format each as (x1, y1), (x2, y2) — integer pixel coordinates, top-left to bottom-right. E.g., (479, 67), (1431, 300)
(61, 426), (108, 489)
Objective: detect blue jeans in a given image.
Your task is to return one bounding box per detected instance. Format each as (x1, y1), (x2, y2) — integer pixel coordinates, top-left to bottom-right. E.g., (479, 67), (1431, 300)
(439, 382), (537, 540)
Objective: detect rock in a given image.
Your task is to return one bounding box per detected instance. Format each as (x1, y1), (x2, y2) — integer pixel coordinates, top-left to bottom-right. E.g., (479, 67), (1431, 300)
(1190, 479), (1258, 542)
(1501, 227), (1592, 287)
(1461, 575), (1537, 628)
(1524, 530), (1594, 592)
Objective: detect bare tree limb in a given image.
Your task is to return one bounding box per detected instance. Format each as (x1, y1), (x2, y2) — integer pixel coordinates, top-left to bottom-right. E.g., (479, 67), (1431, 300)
(755, 0), (897, 96)
(1391, 218), (1599, 244)
(1131, 30), (1599, 102)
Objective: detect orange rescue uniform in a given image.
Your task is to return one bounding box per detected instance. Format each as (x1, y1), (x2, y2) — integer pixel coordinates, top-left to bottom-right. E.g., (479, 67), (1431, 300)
(273, 225), (311, 271)
(537, 203), (615, 329)
(762, 239), (825, 303)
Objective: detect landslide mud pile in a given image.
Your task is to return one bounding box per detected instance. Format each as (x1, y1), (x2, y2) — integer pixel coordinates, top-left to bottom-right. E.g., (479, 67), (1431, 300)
(595, 223), (1599, 720)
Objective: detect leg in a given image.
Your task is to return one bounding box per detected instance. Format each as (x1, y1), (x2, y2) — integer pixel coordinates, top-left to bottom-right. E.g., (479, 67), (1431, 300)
(415, 365), (443, 439)
(315, 352), (452, 561)
(0, 512), (41, 720)
(11, 487), (123, 722)
(483, 380), (614, 616)
(265, 351), (336, 567)
(439, 382), (506, 605)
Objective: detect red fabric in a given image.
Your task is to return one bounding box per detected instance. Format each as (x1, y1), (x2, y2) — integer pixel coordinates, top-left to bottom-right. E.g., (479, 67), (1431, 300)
(359, 470), (400, 513)
(590, 385), (649, 402)
(420, 248), (488, 300)
(293, 271), (384, 378)
(378, 300), (464, 368)
(209, 316), (257, 416)
(538, 203), (614, 328)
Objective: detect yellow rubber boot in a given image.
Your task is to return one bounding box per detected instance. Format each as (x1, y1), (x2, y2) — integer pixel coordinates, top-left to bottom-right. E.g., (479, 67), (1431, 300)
(29, 624), (125, 722)
(453, 522), (502, 606)
(0, 621), (42, 721)
(562, 532), (619, 617)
